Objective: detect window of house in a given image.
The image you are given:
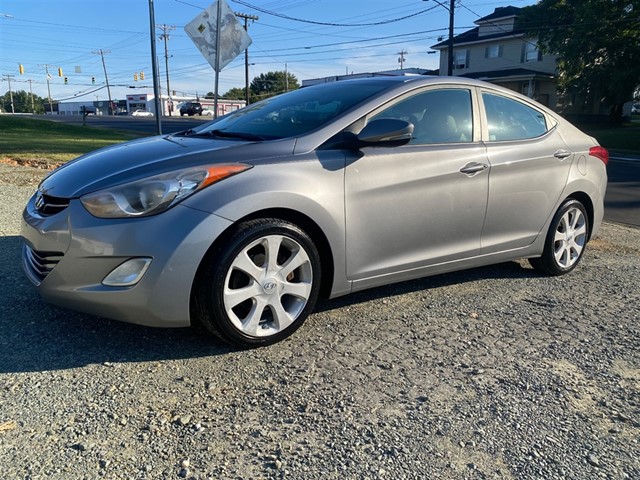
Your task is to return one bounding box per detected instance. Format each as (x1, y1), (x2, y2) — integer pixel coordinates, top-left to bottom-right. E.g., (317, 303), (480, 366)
(482, 92), (547, 141)
(523, 42), (542, 62)
(371, 89), (473, 145)
(485, 45), (503, 58)
(521, 81), (535, 97)
(454, 50), (470, 69)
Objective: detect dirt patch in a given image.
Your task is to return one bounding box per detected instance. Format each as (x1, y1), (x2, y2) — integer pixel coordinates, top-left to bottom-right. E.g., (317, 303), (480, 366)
(590, 236), (640, 255)
(0, 162), (51, 187)
(0, 157), (61, 171)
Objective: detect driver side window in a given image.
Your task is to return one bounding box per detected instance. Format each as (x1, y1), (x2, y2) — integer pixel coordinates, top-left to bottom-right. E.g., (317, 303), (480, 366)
(371, 89), (473, 145)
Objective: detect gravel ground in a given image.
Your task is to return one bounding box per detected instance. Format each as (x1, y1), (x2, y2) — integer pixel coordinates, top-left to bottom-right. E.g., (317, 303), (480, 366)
(1, 165), (639, 480)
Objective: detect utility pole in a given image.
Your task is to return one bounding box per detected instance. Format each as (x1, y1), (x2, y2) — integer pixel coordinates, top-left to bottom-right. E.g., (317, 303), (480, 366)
(235, 12), (258, 105)
(92, 49), (113, 114)
(157, 24), (175, 116)
(285, 63), (288, 92)
(397, 50), (408, 69)
(28, 79), (35, 113)
(2, 75), (15, 113)
(39, 64), (55, 114)
(148, 0), (162, 134)
(447, 0), (455, 76)
(424, 0), (455, 76)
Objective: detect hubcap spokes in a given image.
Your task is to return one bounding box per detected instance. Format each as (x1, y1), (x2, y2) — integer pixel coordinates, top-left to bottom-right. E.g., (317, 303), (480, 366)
(223, 235), (313, 337)
(553, 207), (586, 268)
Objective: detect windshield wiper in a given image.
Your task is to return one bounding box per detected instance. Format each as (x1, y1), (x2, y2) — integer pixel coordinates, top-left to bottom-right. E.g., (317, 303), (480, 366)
(207, 129), (265, 141)
(173, 128), (198, 136)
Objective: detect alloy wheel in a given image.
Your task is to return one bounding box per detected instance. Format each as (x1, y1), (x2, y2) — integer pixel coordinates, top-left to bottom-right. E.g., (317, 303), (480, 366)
(223, 234), (314, 337)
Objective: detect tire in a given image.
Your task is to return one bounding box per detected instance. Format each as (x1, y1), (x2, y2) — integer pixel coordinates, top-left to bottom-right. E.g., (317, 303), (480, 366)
(194, 219), (321, 347)
(529, 199), (589, 276)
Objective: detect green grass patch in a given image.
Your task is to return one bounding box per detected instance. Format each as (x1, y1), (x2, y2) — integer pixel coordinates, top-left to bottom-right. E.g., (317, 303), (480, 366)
(0, 115), (145, 166)
(580, 122), (640, 154)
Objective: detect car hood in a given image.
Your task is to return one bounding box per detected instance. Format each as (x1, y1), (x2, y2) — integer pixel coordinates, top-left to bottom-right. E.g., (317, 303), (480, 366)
(38, 134), (295, 198)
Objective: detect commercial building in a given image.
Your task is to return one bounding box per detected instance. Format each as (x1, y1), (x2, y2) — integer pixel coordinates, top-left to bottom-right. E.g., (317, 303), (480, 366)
(57, 94), (245, 116)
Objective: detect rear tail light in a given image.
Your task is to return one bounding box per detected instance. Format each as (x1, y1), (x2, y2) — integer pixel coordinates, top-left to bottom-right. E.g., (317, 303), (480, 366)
(589, 146), (609, 166)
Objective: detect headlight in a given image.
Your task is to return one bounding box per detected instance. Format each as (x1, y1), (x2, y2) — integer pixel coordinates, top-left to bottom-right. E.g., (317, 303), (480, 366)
(81, 164), (251, 218)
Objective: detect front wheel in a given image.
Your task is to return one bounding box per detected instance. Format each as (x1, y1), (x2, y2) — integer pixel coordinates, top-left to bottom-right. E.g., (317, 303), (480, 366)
(194, 219), (321, 347)
(529, 199), (589, 276)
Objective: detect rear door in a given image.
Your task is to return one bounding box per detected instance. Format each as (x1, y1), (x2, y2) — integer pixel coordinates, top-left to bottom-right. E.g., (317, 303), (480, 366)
(344, 87), (490, 283)
(479, 91), (574, 253)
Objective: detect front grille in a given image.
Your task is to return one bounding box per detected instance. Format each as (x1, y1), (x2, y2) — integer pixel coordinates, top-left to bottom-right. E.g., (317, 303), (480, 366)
(23, 244), (64, 282)
(35, 192), (70, 216)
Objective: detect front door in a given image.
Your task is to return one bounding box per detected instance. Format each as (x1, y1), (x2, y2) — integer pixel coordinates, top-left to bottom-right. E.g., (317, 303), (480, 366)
(344, 87), (490, 283)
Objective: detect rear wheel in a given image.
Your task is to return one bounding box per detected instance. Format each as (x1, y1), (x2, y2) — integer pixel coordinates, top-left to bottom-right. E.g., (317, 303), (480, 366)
(529, 199), (589, 276)
(194, 219), (321, 347)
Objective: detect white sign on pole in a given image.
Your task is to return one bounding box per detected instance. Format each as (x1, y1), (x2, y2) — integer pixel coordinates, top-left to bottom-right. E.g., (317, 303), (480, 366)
(184, 0), (252, 72)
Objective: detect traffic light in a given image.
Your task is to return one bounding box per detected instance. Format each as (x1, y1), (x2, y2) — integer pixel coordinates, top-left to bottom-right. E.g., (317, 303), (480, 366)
(91, 76), (95, 85)
(134, 73), (138, 81)
(140, 71), (145, 80)
(64, 76), (68, 85)
(58, 67), (63, 77)
(19, 64), (24, 74)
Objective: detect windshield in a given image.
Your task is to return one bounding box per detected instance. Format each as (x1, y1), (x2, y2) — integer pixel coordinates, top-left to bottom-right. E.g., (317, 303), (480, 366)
(194, 80), (395, 140)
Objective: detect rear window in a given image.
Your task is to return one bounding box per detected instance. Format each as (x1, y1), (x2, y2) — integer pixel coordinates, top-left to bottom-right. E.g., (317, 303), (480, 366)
(482, 92), (547, 141)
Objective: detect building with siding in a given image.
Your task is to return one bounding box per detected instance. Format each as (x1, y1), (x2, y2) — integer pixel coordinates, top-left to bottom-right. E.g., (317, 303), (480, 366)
(431, 6), (558, 109)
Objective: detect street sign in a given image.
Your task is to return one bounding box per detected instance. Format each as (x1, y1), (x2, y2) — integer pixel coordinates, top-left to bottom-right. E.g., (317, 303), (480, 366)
(184, 0), (252, 72)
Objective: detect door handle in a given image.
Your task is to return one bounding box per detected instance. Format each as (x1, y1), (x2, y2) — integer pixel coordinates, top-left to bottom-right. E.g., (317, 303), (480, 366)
(460, 162), (489, 175)
(554, 149), (572, 159)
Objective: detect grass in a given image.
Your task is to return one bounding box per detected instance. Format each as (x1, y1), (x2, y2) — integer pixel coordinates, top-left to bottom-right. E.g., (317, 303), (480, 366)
(580, 120), (640, 154)
(0, 115), (145, 168)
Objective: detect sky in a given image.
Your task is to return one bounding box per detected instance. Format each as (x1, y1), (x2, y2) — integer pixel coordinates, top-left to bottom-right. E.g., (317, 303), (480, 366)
(0, 0), (537, 104)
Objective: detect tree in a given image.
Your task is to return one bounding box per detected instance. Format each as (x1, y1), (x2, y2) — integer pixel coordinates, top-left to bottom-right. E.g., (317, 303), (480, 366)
(250, 71), (299, 100)
(222, 87), (247, 100)
(1, 89), (46, 114)
(521, 0), (640, 121)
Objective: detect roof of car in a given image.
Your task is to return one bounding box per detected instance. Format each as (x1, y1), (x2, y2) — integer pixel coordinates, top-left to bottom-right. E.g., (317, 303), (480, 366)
(305, 75), (499, 90)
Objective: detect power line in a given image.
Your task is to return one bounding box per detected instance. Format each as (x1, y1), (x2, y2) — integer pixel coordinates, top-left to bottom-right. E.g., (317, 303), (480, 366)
(230, 0), (440, 26)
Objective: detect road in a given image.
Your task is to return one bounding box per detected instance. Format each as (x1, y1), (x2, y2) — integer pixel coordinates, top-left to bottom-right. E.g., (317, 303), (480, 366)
(605, 155), (640, 227)
(39, 115), (640, 227)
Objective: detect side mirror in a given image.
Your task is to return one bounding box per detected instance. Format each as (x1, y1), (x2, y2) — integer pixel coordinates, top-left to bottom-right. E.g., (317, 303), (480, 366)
(356, 118), (414, 147)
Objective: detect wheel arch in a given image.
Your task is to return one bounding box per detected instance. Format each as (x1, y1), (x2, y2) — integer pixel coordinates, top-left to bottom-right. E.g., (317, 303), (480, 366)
(565, 191), (595, 241)
(191, 207), (336, 308)
(239, 208), (335, 298)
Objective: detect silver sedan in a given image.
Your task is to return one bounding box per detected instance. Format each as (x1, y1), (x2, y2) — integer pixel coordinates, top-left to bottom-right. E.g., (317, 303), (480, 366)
(21, 76), (608, 346)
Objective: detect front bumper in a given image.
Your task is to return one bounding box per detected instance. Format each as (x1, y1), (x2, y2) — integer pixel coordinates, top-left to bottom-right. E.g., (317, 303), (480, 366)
(21, 193), (233, 328)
